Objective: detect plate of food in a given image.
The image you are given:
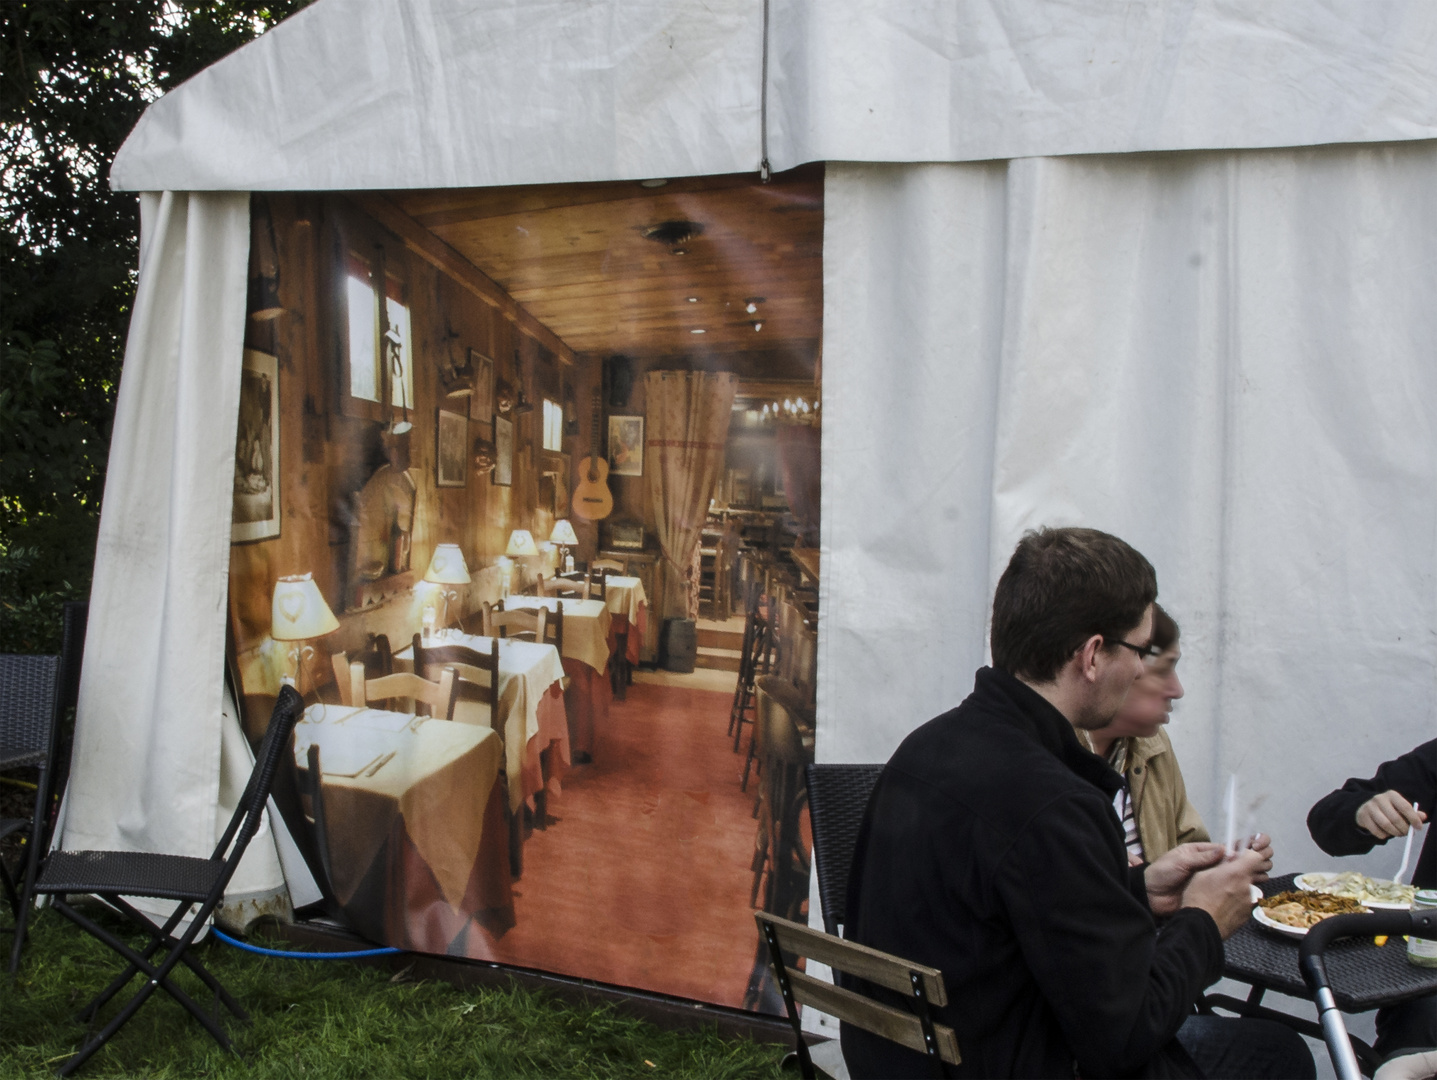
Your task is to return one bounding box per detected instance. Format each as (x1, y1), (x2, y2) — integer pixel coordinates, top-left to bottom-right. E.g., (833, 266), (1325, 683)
(1253, 890), (1369, 938)
(1294, 871), (1415, 910)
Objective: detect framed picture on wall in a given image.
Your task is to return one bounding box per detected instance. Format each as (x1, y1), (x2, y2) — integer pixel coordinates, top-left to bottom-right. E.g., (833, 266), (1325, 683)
(471, 350), (495, 421)
(494, 413), (514, 486)
(232, 348), (281, 542)
(436, 409), (468, 487)
(608, 415), (643, 477)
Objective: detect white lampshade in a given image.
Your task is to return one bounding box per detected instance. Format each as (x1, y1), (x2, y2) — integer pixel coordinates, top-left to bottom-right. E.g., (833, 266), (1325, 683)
(505, 529), (539, 557)
(550, 519), (579, 546)
(424, 543), (472, 585)
(271, 574), (340, 642)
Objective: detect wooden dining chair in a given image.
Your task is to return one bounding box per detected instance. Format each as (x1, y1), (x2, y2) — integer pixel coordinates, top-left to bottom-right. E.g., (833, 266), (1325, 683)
(541, 601), (564, 655)
(411, 635), (499, 728)
(585, 569), (609, 602)
(350, 663), (457, 718)
(540, 575), (586, 600)
(330, 633), (394, 706)
(591, 557), (625, 576)
(485, 606), (547, 644)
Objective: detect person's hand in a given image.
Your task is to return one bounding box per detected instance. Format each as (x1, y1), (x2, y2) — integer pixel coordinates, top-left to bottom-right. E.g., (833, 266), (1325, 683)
(1242, 833), (1274, 881)
(1181, 848), (1266, 939)
(1145, 842), (1225, 917)
(1356, 790), (1427, 840)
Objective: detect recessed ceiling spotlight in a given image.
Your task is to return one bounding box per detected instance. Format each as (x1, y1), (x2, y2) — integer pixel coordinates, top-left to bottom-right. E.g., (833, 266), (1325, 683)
(690, 328), (706, 334)
(744, 296), (766, 314)
(687, 296), (699, 303)
(673, 249), (686, 256)
(753, 320), (763, 332)
(640, 178), (669, 188)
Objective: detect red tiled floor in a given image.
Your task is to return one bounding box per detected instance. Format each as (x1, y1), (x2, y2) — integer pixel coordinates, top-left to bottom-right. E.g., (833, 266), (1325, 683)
(458, 681), (766, 1008)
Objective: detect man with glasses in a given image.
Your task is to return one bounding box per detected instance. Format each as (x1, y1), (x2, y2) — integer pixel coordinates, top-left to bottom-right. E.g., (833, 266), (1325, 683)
(841, 527), (1311, 1078)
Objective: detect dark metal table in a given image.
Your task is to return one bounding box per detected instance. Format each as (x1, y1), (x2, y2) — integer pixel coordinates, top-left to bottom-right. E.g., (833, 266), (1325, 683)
(1201, 873), (1437, 1074)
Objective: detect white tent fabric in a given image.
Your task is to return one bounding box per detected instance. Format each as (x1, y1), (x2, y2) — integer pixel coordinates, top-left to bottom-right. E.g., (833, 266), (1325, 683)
(820, 147), (1437, 879)
(53, 192), (285, 912)
(66, 0), (1437, 930)
(109, 0), (1437, 194)
(769, 1), (1437, 168)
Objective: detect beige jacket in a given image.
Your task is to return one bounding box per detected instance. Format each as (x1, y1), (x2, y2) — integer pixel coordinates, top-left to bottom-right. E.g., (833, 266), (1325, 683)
(1081, 728), (1209, 860)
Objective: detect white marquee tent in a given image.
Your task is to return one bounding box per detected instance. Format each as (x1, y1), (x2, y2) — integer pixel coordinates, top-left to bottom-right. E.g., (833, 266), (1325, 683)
(62, 0), (1437, 942)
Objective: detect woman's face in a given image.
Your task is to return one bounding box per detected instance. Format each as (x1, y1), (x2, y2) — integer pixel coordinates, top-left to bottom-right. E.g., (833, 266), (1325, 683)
(1105, 645), (1184, 740)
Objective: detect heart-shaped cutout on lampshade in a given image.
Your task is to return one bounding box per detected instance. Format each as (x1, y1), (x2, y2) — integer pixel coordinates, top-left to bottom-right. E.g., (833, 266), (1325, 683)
(271, 573), (340, 641)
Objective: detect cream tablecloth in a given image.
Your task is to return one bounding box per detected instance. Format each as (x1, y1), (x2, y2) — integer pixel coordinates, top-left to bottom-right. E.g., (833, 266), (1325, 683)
(504, 596), (613, 676)
(294, 705), (504, 916)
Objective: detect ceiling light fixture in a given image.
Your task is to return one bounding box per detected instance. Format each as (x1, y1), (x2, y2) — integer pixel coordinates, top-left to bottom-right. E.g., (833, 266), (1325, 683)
(744, 296), (766, 314)
(640, 178), (669, 188)
(753, 320), (763, 331)
(690, 328), (706, 334)
(687, 296), (699, 303)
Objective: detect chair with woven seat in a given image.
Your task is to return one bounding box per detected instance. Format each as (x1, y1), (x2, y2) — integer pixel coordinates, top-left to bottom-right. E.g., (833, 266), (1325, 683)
(1, 653), (64, 974)
(805, 762), (883, 936)
(34, 687), (303, 1076)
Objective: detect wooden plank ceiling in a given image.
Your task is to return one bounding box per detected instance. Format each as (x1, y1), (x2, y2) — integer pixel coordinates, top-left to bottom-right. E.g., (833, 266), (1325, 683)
(385, 165), (823, 383)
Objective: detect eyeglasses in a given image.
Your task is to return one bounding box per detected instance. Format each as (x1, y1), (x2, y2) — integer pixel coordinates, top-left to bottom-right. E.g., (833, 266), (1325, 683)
(1108, 638), (1161, 660)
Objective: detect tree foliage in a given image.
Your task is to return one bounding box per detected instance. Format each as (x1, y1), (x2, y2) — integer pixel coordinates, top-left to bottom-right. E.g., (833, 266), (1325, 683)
(0, 0), (310, 650)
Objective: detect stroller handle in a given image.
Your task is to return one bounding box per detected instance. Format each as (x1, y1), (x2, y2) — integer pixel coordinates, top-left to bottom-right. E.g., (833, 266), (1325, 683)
(1297, 909), (1437, 1080)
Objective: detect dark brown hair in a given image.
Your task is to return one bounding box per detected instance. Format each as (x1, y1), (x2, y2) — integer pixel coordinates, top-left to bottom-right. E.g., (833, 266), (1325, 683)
(1150, 603), (1179, 654)
(990, 527), (1158, 682)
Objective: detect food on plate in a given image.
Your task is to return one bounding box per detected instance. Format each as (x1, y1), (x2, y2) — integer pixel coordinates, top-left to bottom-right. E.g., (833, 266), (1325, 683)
(1258, 890), (1368, 929)
(1298, 871), (1416, 906)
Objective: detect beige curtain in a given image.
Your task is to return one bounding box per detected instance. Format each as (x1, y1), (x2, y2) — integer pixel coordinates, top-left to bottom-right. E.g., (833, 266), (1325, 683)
(644, 370), (737, 619)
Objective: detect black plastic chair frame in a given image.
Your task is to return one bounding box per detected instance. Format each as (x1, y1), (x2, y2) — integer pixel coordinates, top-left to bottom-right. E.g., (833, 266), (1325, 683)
(0, 652), (65, 974)
(35, 686), (302, 1076)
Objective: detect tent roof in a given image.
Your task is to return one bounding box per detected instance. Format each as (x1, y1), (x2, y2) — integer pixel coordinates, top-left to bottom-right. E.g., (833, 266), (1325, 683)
(113, 1), (1437, 192)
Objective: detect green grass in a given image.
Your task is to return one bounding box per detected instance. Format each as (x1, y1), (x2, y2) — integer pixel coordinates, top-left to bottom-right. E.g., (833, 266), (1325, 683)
(0, 911), (789, 1078)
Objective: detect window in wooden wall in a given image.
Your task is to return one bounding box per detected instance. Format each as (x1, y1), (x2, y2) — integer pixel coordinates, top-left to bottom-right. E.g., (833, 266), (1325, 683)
(342, 252), (413, 421)
(542, 398), (563, 451)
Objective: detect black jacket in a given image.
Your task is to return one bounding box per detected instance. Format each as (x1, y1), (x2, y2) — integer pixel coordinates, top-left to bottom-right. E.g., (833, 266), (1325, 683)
(1306, 738), (1437, 890)
(841, 667), (1225, 1079)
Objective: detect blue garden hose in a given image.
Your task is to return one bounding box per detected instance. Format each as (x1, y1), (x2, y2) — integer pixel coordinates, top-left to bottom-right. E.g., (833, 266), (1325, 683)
(212, 927), (402, 959)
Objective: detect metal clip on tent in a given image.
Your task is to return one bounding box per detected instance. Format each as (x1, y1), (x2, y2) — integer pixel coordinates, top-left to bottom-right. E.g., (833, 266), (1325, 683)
(1299, 908), (1437, 1080)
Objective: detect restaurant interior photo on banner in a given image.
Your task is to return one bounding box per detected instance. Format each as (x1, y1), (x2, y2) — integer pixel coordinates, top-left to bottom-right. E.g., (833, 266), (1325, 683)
(225, 167), (823, 1013)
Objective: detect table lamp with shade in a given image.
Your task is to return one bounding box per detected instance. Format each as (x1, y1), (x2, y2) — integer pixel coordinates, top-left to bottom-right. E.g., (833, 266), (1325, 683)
(550, 519), (578, 575)
(501, 529), (538, 598)
(271, 573), (340, 690)
(423, 543), (471, 632)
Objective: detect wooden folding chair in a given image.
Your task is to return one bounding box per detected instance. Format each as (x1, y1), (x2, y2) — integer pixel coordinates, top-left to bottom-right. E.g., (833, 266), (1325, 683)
(351, 664), (456, 717)
(35, 689), (303, 1076)
(755, 912), (960, 1080)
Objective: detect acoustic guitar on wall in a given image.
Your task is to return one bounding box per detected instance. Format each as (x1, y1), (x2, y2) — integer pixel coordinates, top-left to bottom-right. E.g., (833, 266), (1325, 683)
(572, 392), (614, 521)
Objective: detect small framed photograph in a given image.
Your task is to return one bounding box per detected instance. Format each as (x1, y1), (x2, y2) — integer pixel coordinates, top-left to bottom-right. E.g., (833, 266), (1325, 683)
(436, 409), (468, 487)
(494, 414), (514, 486)
(608, 415), (643, 477)
(471, 350), (495, 420)
(232, 349), (281, 542)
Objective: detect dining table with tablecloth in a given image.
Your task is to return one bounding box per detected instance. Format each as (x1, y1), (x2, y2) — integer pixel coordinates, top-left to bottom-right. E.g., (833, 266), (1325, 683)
(597, 575), (647, 666)
(503, 595), (614, 757)
(393, 632), (568, 814)
(293, 703), (511, 951)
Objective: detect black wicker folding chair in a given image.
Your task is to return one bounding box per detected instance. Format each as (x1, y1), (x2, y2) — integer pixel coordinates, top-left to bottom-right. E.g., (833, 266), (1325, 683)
(805, 763), (882, 936)
(1, 653), (65, 974)
(34, 685), (302, 1076)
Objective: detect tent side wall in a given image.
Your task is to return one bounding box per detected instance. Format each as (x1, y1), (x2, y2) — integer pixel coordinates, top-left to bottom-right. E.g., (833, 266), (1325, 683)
(820, 148), (1437, 878)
